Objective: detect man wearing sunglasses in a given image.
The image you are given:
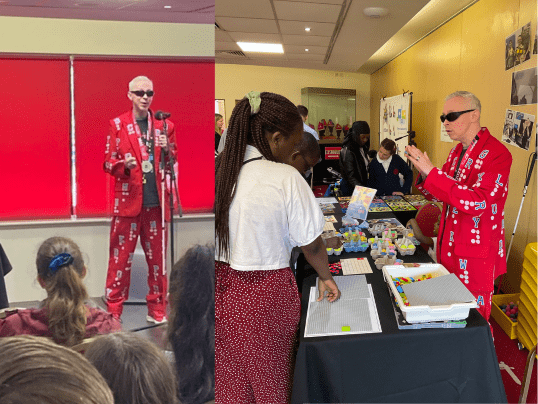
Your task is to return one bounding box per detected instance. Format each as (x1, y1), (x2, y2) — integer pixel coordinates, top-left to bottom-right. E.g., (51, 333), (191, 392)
(103, 75), (177, 324)
(405, 91), (512, 326)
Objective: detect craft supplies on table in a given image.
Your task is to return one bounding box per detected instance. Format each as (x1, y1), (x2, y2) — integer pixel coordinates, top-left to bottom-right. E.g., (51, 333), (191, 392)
(382, 264), (478, 323)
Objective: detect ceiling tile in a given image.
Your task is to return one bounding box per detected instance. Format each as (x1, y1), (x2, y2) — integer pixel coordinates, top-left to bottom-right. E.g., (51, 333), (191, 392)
(279, 20), (335, 36)
(228, 32), (282, 43)
(215, 41), (242, 51)
(284, 44), (326, 55)
(216, 0), (274, 19)
(286, 53), (325, 61)
(273, 1), (342, 23)
(216, 29), (235, 42)
(282, 34), (331, 46)
(244, 52), (288, 60)
(216, 17), (279, 34)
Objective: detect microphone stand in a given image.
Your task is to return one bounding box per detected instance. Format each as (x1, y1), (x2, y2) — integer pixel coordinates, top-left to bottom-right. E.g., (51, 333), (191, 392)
(159, 122), (167, 277)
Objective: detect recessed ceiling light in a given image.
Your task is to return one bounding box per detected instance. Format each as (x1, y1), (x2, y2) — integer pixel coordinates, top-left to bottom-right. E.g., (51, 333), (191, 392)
(305, 49), (309, 52)
(237, 42), (284, 53)
(363, 7), (388, 18)
(305, 27), (311, 32)
(164, 5), (171, 8)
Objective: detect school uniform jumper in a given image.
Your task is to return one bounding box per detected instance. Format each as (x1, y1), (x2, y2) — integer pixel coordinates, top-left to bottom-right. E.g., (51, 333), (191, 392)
(367, 154), (413, 196)
(415, 128), (512, 320)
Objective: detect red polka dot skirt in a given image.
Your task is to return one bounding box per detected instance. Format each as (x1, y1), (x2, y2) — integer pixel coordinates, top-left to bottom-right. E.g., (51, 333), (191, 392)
(215, 261), (301, 404)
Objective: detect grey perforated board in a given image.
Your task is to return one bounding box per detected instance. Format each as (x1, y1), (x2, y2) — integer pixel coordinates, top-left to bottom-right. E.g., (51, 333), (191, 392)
(401, 273), (476, 306)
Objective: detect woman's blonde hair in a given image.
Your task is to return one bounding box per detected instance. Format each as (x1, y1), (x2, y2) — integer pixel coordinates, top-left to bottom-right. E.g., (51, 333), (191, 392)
(36, 237), (88, 346)
(215, 113), (223, 135)
(0, 335), (114, 404)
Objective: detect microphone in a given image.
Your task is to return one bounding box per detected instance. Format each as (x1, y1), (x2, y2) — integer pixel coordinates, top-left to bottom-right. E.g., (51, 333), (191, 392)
(394, 131), (416, 141)
(154, 110), (171, 120)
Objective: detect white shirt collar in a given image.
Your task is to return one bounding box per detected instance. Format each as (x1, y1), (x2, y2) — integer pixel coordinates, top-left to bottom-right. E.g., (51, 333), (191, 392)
(376, 153), (392, 173)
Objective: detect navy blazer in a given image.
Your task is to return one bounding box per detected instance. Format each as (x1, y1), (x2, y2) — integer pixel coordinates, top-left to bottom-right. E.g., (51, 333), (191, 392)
(367, 154), (413, 196)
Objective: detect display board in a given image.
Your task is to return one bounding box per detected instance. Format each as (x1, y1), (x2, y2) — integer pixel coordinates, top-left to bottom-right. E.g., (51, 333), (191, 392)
(379, 93), (412, 159)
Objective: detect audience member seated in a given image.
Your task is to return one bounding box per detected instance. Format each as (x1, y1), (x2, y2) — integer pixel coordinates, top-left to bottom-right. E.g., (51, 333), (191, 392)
(367, 138), (413, 196)
(0, 335), (114, 404)
(168, 244), (215, 404)
(0, 237), (121, 346)
(339, 121), (371, 196)
(85, 332), (179, 404)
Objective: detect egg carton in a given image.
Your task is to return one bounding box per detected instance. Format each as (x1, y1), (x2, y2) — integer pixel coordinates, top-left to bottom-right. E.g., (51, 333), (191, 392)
(343, 242), (369, 253)
(374, 256), (404, 270)
(395, 238), (416, 256)
(370, 245), (398, 260)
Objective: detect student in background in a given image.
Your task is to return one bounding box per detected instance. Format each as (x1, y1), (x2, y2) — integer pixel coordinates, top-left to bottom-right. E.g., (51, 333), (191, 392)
(215, 91), (340, 403)
(367, 138), (413, 196)
(339, 121), (371, 196)
(287, 131), (320, 176)
(0, 335), (114, 404)
(215, 113), (225, 154)
(0, 237), (121, 346)
(168, 244), (215, 404)
(85, 332), (179, 404)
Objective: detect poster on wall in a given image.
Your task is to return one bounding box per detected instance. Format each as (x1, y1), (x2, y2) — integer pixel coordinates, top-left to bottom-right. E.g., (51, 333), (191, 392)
(514, 22), (532, 67)
(510, 67), (537, 106)
(505, 32), (517, 70)
(502, 109), (535, 151)
(379, 93), (411, 159)
(440, 122), (452, 142)
(534, 28), (537, 55)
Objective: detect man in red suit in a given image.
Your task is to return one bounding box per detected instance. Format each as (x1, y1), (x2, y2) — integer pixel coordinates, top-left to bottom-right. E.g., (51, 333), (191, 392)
(405, 91), (512, 324)
(103, 76), (176, 323)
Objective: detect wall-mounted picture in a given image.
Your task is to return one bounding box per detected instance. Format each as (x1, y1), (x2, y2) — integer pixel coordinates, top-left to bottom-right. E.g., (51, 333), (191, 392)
(510, 67), (537, 105)
(514, 22), (532, 67)
(502, 109), (535, 151)
(505, 33), (516, 70)
(534, 28), (537, 54)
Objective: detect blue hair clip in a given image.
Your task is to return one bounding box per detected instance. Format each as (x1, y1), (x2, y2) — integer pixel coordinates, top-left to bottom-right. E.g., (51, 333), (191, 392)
(48, 253), (74, 273)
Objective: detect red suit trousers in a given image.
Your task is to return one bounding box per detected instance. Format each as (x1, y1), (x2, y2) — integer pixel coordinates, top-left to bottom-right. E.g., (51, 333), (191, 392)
(105, 206), (168, 318)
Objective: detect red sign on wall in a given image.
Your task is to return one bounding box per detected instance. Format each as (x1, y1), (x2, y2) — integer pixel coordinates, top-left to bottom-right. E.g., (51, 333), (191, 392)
(325, 147), (341, 160)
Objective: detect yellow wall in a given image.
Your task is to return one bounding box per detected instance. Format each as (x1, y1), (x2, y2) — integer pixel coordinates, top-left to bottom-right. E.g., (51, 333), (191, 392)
(215, 64), (370, 126)
(371, 0), (537, 292)
(0, 16), (214, 56)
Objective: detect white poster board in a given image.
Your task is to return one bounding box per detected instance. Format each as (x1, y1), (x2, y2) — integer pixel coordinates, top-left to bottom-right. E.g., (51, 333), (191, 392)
(379, 93), (411, 159)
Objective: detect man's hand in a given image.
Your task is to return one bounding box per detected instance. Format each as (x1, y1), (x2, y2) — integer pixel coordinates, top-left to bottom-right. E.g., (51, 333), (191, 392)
(125, 156), (137, 169)
(157, 134), (169, 151)
(405, 145), (435, 177)
(317, 278), (341, 302)
(392, 191), (404, 196)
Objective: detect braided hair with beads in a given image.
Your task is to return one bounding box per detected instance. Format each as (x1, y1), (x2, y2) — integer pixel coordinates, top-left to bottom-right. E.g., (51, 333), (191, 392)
(215, 92), (302, 260)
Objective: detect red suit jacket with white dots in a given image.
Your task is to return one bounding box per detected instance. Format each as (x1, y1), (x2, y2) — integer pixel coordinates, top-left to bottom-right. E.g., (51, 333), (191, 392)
(415, 127), (512, 293)
(103, 110), (177, 222)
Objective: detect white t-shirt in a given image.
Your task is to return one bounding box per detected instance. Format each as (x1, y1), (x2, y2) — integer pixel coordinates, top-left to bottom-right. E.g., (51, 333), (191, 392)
(216, 145), (325, 271)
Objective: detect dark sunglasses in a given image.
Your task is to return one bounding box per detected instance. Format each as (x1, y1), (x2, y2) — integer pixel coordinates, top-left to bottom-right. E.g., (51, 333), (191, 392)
(130, 90), (154, 97)
(440, 109), (475, 123)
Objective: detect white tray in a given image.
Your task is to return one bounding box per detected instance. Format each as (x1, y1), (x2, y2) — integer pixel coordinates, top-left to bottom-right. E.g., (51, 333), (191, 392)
(382, 264), (478, 323)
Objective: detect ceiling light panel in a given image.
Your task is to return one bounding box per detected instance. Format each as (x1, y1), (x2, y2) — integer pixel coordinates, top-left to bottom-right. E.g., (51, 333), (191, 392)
(237, 42), (284, 53)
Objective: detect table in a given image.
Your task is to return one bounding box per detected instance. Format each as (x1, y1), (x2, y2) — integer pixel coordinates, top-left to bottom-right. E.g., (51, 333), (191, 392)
(291, 206), (506, 403)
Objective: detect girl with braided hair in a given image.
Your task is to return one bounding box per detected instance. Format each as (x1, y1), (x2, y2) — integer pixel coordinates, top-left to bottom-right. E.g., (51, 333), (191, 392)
(0, 237), (121, 346)
(215, 91), (340, 403)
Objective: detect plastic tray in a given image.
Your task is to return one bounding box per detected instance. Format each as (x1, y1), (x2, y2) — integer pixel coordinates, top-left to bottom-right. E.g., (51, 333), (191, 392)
(382, 264), (478, 323)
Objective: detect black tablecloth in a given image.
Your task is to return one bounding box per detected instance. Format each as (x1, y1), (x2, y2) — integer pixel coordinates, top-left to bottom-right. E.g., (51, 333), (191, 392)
(291, 206), (506, 403)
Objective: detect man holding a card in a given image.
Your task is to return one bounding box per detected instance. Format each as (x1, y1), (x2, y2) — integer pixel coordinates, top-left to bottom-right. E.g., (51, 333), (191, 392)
(405, 91), (512, 323)
(103, 75), (177, 323)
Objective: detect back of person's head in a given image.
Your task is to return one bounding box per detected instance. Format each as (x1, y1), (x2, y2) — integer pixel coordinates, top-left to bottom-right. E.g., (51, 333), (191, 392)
(85, 332), (178, 404)
(380, 138), (397, 155)
(168, 244), (215, 404)
(0, 335), (114, 404)
(215, 113), (223, 135)
(36, 236), (89, 346)
(297, 131), (320, 160)
(351, 121), (370, 136)
(297, 105), (308, 119)
(215, 92), (302, 257)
